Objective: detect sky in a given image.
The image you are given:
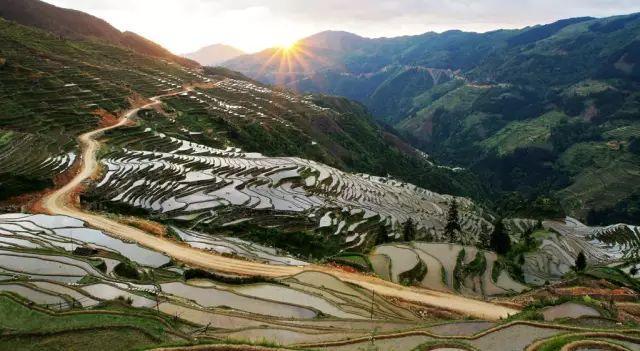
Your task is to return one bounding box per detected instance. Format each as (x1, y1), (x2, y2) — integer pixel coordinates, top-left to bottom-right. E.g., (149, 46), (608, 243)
(46, 0), (640, 54)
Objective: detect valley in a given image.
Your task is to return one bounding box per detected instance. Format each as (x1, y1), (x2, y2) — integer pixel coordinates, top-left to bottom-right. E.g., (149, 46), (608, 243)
(225, 15), (640, 224)
(0, 1), (639, 350)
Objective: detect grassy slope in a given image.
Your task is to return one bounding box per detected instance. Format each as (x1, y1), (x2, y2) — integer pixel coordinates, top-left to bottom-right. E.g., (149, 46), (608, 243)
(227, 14), (640, 222)
(480, 111), (566, 156)
(0, 17), (484, 204)
(0, 295), (184, 350)
(0, 328), (157, 351)
(0, 297), (168, 336)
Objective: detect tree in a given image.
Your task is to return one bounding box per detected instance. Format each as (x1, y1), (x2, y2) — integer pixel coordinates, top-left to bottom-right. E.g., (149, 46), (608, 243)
(521, 228), (535, 248)
(629, 137), (640, 155)
(490, 219), (511, 255)
(375, 225), (391, 245)
(403, 218), (417, 242)
(444, 200), (461, 243)
(575, 251), (587, 272)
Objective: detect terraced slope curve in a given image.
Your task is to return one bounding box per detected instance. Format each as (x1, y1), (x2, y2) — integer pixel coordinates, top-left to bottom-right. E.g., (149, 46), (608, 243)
(524, 217), (640, 285)
(371, 243), (527, 297)
(92, 86), (491, 250)
(38, 89), (516, 320)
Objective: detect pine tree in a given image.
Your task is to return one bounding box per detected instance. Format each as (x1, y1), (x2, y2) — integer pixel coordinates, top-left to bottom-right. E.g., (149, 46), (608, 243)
(444, 200), (461, 243)
(490, 219), (511, 255)
(575, 251), (587, 272)
(403, 218), (416, 242)
(375, 225), (390, 245)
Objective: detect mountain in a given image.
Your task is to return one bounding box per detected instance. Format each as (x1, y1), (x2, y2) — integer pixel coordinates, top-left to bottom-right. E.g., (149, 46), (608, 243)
(2, 5), (640, 350)
(0, 15), (484, 218)
(183, 44), (245, 66)
(225, 14), (640, 224)
(223, 31), (375, 86)
(0, 0), (199, 68)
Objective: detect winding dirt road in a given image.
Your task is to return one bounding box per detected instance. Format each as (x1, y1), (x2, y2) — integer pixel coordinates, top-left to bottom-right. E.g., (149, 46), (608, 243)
(41, 89), (519, 320)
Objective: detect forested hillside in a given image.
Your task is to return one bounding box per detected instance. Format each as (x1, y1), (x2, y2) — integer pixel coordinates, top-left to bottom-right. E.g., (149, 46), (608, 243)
(225, 14), (640, 223)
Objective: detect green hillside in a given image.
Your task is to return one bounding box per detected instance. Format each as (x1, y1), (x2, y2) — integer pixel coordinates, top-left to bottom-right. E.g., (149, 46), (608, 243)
(226, 14), (640, 223)
(0, 18), (482, 206)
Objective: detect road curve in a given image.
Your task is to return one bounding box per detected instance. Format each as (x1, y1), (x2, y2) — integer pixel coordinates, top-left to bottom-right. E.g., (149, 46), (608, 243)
(41, 89), (519, 320)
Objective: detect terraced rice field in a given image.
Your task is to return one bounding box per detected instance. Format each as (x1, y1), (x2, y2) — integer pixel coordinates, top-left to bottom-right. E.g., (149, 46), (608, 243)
(2, 19), (638, 350)
(371, 242), (527, 297)
(542, 302), (601, 321)
(0, 214), (635, 350)
(171, 226), (307, 266)
(0, 18), (203, 188)
(0, 213), (428, 323)
(523, 217), (640, 285)
(0, 213), (540, 349)
(0, 213), (169, 267)
(373, 245), (421, 283)
(92, 98), (491, 250)
(295, 321), (640, 351)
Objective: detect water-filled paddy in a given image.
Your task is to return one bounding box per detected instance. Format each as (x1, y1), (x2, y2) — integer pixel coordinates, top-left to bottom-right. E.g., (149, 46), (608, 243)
(160, 281), (317, 319)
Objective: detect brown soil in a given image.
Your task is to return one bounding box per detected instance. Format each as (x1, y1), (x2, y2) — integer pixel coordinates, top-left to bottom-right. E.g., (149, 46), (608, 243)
(617, 302), (640, 324)
(117, 216), (167, 237)
(553, 286), (638, 302)
(128, 92), (150, 108)
(502, 278), (639, 307)
(93, 108), (119, 128)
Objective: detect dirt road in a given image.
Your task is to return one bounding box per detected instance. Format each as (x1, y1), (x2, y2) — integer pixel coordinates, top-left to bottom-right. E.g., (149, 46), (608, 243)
(41, 89), (519, 320)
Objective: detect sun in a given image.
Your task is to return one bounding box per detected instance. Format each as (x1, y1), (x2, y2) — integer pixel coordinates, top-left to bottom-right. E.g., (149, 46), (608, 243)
(278, 39), (298, 51)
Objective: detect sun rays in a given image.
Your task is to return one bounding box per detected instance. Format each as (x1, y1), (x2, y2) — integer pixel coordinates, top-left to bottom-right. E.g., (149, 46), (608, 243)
(256, 42), (310, 88)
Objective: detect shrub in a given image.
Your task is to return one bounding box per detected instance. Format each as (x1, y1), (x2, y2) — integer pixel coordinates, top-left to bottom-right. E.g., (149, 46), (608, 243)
(490, 219), (511, 255)
(114, 262), (141, 280)
(73, 247), (99, 256)
(398, 260), (427, 286)
(224, 223), (343, 259)
(94, 260), (107, 273)
(629, 136), (640, 155)
(403, 218), (417, 242)
(116, 295), (134, 305)
(575, 251), (587, 272)
(183, 269), (279, 285)
(327, 253), (372, 272)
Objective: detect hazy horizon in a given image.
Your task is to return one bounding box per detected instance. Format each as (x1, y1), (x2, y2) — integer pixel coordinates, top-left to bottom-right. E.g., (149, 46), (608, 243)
(42, 0), (640, 54)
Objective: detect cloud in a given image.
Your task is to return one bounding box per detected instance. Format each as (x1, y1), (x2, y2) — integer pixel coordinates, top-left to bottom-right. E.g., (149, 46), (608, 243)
(45, 0), (640, 53)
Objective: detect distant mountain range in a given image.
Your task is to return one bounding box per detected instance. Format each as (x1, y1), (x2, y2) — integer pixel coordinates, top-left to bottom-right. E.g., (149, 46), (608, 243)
(224, 15), (640, 224)
(0, 0), (199, 68)
(183, 44), (245, 66)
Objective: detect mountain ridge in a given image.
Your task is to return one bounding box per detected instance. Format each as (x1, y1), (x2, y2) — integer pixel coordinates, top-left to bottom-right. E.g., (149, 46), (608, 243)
(183, 43), (245, 66)
(0, 0), (199, 68)
(224, 13), (640, 224)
